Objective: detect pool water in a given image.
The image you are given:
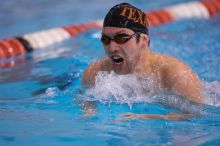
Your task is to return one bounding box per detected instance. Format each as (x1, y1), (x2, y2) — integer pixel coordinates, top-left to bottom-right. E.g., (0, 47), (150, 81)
(0, 0), (220, 145)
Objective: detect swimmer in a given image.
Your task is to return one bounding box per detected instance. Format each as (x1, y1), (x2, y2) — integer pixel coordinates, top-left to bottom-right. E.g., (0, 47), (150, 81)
(82, 3), (204, 121)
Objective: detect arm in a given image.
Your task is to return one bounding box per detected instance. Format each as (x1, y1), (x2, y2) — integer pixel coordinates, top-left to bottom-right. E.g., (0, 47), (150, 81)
(82, 61), (101, 86)
(73, 89), (98, 118)
(80, 100), (98, 118)
(80, 62), (100, 117)
(82, 57), (111, 86)
(115, 112), (196, 122)
(80, 57), (111, 117)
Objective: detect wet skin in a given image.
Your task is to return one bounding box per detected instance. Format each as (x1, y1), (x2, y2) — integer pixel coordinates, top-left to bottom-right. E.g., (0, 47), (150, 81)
(82, 27), (204, 120)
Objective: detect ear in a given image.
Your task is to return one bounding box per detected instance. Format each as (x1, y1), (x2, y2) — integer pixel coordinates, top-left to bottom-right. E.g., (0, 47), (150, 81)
(140, 34), (149, 49)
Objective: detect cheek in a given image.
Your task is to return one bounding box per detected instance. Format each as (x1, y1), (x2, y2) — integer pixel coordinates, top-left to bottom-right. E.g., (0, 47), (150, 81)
(123, 43), (138, 56)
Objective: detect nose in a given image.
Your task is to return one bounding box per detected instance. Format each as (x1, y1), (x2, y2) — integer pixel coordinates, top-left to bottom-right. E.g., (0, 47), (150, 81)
(105, 40), (120, 54)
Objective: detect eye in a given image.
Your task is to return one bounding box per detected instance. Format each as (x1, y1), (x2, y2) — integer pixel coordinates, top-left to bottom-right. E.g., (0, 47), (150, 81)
(114, 34), (130, 44)
(116, 34), (130, 38)
(101, 35), (111, 45)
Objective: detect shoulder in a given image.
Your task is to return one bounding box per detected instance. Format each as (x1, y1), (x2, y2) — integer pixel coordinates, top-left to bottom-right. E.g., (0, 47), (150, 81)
(151, 53), (189, 73)
(155, 54), (195, 84)
(82, 57), (111, 86)
(161, 55), (194, 78)
(155, 54), (203, 103)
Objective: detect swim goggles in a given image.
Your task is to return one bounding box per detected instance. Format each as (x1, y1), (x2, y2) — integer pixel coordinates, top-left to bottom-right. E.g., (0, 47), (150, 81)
(101, 33), (139, 45)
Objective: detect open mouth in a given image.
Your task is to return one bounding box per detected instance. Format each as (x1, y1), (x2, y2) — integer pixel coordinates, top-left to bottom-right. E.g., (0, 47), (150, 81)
(111, 55), (124, 64)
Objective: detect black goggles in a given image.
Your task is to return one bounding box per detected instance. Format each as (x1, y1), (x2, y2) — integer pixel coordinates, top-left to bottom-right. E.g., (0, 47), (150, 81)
(101, 33), (139, 45)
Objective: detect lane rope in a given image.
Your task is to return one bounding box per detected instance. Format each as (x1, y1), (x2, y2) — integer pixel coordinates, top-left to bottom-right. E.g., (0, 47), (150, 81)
(0, 0), (220, 68)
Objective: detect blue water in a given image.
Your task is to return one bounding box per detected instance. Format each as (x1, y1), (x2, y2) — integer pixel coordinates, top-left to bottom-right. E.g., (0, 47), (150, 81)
(0, 0), (220, 146)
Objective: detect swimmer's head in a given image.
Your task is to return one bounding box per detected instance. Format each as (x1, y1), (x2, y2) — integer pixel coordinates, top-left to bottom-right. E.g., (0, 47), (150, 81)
(103, 3), (148, 35)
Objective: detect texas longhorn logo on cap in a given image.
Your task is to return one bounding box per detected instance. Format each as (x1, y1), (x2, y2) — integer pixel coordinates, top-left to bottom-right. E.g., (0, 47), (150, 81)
(119, 4), (147, 27)
(103, 3), (148, 35)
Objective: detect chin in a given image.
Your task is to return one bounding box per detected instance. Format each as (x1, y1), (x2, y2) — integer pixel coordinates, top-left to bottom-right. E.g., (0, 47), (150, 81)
(113, 67), (130, 75)
(113, 70), (124, 75)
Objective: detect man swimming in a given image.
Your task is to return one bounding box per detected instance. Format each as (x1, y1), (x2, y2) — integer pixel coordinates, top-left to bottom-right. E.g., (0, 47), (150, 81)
(82, 3), (204, 120)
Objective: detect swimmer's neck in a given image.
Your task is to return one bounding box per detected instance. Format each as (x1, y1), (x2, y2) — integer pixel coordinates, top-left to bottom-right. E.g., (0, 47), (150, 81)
(133, 49), (155, 74)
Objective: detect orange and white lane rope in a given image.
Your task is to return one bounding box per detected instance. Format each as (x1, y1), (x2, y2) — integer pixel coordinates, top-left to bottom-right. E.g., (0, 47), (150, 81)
(0, 0), (220, 68)
(0, 21), (102, 67)
(146, 0), (220, 26)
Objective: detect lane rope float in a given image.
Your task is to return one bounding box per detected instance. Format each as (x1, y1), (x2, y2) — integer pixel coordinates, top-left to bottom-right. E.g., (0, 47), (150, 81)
(0, 0), (220, 68)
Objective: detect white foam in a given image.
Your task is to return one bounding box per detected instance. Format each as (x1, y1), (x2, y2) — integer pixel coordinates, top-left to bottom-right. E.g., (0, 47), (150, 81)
(202, 81), (220, 107)
(45, 87), (60, 97)
(82, 71), (220, 114)
(84, 71), (160, 106)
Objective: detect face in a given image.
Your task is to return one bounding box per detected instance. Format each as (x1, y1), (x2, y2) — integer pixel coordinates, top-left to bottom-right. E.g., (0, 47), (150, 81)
(101, 27), (143, 74)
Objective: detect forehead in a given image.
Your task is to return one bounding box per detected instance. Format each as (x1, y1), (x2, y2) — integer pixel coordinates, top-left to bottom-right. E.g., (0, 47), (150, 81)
(102, 27), (134, 35)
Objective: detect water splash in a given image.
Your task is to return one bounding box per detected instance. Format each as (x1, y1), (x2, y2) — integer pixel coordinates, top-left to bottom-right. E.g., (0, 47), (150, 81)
(202, 81), (220, 107)
(45, 87), (60, 97)
(84, 71), (158, 106)
(82, 71), (220, 114)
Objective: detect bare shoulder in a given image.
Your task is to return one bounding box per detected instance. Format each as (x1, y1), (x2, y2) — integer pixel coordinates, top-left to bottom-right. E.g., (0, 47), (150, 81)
(151, 53), (191, 73)
(158, 54), (196, 79)
(154, 54), (203, 103)
(82, 57), (111, 86)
